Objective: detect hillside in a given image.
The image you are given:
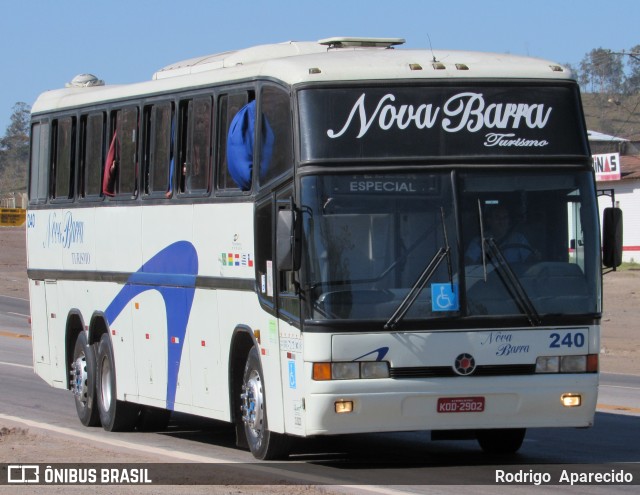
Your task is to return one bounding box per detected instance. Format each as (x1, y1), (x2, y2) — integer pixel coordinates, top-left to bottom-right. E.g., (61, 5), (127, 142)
(582, 93), (640, 142)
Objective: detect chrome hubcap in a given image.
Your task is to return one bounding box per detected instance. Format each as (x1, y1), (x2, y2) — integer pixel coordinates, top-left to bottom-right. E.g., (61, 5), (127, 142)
(240, 370), (264, 439)
(70, 354), (88, 404)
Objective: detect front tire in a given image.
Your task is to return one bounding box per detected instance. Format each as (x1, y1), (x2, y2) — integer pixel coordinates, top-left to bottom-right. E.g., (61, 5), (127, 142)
(70, 331), (100, 427)
(476, 428), (526, 454)
(240, 347), (290, 460)
(96, 333), (139, 432)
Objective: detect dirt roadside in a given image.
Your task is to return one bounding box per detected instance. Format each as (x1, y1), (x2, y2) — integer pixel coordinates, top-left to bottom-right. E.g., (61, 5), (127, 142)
(0, 225), (638, 493)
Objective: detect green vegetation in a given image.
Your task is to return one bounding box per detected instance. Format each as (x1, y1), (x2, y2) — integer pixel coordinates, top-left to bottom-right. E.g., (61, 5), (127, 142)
(0, 102), (30, 195)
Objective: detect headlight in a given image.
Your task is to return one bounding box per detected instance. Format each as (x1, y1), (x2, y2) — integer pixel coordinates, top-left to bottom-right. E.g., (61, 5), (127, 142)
(536, 354), (596, 373)
(331, 362), (360, 380)
(361, 361), (389, 379)
(313, 361), (390, 380)
(535, 356), (560, 373)
(561, 355), (587, 373)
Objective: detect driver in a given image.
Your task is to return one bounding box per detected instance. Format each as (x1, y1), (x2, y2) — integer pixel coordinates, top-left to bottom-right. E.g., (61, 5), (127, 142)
(465, 206), (535, 263)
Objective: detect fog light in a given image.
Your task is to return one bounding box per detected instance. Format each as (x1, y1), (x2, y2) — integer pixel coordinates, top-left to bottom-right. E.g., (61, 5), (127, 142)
(335, 400), (353, 413)
(561, 394), (582, 407)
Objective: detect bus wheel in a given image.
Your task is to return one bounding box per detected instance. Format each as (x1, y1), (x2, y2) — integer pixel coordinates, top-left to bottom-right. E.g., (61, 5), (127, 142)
(96, 333), (139, 432)
(70, 332), (100, 427)
(240, 347), (290, 460)
(476, 428), (526, 454)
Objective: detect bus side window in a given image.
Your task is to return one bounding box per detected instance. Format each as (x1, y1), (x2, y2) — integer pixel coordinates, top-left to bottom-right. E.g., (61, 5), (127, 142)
(50, 116), (76, 200)
(80, 112), (105, 198)
(29, 121), (50, 204)
(104, 107), (138, 198)
(216, 91), (253, 192)
(259, 86), (292, 187)
(143, 102), (173, 197)
(119, 107), (139, 197)
(178, 97), (212, 195)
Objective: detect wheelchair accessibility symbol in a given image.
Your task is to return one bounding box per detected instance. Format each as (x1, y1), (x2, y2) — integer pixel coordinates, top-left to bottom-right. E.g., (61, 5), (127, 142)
(288, 361), (296, 389)
(431, 283), (459, 311)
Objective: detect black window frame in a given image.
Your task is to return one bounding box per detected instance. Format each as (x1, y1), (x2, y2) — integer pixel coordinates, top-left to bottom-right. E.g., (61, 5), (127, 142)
(177, 96), (213, 197)
(28, 120), (50, 205)
(258, 84), (294, 189)
(142, 101), (174, 199)
(215, 89), (255, 195)
(50, 115), (76, 203)
(79, 111), (106, 201)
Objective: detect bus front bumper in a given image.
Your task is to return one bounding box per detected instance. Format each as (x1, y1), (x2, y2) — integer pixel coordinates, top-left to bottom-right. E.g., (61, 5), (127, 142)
(302, 374), (598, 436)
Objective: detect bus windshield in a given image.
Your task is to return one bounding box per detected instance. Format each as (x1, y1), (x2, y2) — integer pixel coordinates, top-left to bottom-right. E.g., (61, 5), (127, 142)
(300, 170), (600, 325)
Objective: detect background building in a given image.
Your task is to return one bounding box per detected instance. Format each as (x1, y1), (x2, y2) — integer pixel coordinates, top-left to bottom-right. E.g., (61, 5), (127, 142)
(591, 131), (640, 262)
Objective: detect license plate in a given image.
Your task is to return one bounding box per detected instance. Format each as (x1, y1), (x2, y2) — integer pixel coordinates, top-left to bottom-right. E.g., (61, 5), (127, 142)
(437, 396), (485, 413)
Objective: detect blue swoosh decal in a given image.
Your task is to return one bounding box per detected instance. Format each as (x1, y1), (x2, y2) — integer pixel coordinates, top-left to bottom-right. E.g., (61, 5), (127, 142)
(353, 346), (390, 362)
(104, 241), (198, 410)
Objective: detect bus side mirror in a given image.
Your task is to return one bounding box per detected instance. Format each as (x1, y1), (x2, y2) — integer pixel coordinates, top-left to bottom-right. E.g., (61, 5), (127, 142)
(276, 207), (301, 272)
(602, 207), (623, 268)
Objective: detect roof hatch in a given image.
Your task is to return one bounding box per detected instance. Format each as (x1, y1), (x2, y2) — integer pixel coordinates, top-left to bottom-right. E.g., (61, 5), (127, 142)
(318, 37), (405, 49)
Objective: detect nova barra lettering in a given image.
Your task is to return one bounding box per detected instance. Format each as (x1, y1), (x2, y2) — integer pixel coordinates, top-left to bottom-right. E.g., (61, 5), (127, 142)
(45, 211), (85, 249)
(327, 92), (553, 147)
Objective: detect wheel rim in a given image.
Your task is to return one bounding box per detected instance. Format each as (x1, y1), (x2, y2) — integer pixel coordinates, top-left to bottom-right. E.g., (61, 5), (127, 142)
(71, 353), (89, 405)
(100, 356), (113, 411)
(241, 369), (264, 441)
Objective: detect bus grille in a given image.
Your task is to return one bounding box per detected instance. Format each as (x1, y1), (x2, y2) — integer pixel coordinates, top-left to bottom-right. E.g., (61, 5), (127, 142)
(389, 364), (536, 378)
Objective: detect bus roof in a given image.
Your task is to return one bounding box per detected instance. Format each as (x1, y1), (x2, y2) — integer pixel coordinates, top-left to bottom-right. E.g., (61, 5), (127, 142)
(31, 38), (574, 116)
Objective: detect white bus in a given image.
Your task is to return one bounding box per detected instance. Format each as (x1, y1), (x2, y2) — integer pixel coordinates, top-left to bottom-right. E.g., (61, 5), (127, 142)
(27, 37), (621, 460)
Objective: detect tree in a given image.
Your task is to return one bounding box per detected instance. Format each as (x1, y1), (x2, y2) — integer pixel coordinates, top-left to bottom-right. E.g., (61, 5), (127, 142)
(579, 48), (624, 94)
(563, 62), (582, 86)
(623, 44), (640, 94)
(0, 102), (30, 194)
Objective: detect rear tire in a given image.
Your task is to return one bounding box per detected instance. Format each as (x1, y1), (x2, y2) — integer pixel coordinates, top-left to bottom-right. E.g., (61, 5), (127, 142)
(96, 333), (139, 432)
(240, 347), (290, 460)
(476, 428), (526, 454)
(71, 331), (100, 427)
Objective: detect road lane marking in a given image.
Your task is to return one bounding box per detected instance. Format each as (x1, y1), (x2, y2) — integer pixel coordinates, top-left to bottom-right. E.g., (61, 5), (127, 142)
(600, 384), (640, 391)
(7, 311), (30, 318)
(0, 412), (233, 463)
(0, 360), (31, 370)
(0, 413), (414, 493)
(0, 294), (29, 302)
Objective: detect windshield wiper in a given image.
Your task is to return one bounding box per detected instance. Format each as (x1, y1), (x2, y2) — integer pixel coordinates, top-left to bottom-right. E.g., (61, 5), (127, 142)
(478, 199), (488, 281)
(385, 208), (453, 330)
(475, 199), (540, 326)
(484, 238), (541, 326)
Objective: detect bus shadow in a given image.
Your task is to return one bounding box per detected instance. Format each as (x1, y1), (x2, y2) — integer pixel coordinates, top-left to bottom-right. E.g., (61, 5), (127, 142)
(294, 412), (640, 467)
(158, 411), (640, 466)
(159, 412), (237, 449)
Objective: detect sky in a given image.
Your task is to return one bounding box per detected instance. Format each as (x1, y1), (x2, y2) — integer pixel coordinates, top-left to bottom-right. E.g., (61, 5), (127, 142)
(1, 0), (639, 133)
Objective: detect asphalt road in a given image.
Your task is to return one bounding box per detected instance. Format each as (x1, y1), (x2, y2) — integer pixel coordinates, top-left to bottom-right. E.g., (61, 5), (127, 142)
(0, 294), (30, 336)
(1, 294), (639, 492)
